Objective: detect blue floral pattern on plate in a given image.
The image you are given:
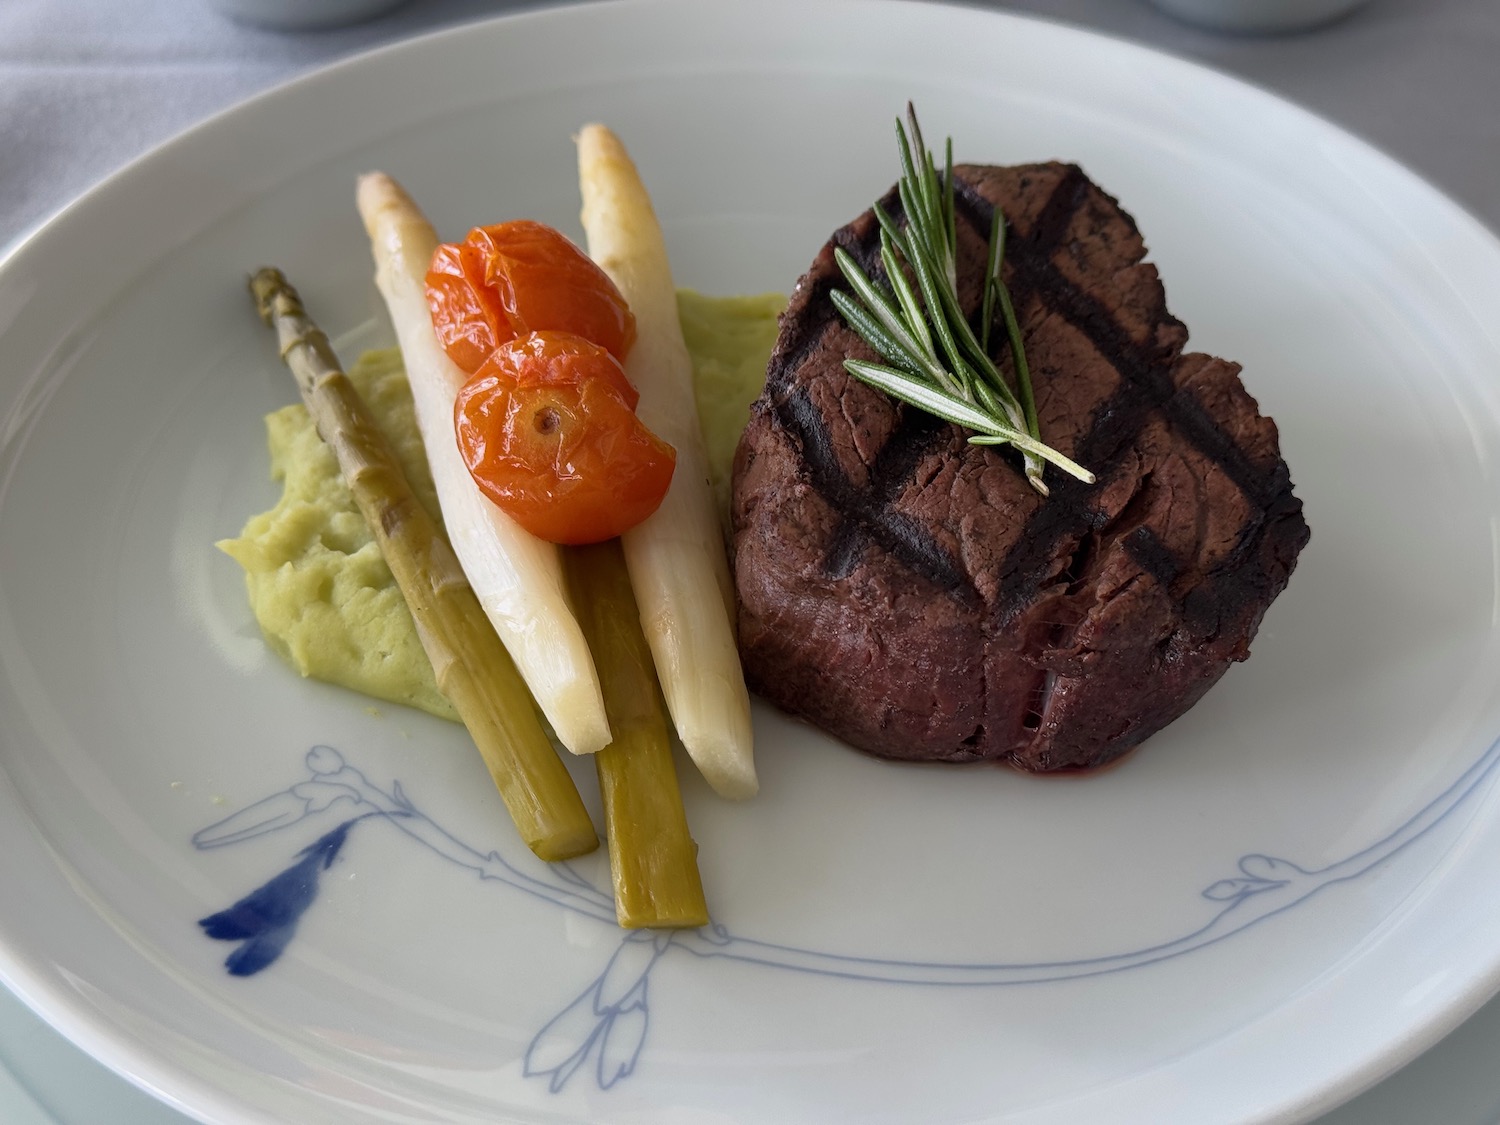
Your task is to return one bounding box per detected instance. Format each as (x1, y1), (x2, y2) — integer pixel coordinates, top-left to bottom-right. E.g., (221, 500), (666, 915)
(194, 736), (1500, 1091)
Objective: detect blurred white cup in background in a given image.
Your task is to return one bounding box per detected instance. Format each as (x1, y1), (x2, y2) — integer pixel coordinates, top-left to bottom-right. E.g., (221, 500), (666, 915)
(206, 0), (409, 31)
(1147, 0), (1373, 33)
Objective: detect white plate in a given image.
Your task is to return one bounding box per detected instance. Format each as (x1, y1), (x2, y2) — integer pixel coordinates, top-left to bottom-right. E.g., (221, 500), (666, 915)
(3, 1), (1500, 1122)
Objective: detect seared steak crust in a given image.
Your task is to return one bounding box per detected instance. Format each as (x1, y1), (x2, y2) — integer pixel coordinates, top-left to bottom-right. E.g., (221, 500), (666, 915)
(730, 163), (1309, 772)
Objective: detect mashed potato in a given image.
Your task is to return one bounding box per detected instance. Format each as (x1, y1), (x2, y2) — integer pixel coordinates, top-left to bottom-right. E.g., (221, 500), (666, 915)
(220, 292), (782, 719)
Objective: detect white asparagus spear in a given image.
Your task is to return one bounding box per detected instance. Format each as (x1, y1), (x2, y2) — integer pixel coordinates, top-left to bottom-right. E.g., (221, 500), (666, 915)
(356, 172), (611, 756)
(576, 125), (757, 799)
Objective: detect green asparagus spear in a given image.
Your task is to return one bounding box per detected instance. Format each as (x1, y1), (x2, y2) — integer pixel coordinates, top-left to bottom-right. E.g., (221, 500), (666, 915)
(564, 540), (708, 928)
(249, 267), (597, 862)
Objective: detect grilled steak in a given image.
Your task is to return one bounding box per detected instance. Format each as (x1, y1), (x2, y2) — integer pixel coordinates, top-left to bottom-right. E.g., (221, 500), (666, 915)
(730, 162), (1309, 772)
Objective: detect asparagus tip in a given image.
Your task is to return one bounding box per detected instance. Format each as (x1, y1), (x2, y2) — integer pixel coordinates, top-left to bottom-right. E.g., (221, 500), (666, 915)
(248, 266), (291, 327)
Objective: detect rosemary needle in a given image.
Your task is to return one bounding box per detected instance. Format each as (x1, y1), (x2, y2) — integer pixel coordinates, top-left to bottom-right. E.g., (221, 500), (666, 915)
(831, 105), (1095, 495)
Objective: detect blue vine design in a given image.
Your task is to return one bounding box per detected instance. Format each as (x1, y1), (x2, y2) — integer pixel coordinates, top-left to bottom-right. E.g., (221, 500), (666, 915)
(194, 735), (1500, 1092)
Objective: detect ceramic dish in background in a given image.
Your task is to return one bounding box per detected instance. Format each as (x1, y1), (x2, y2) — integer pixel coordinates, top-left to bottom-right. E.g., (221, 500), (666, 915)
(1146, 0), (1372, 34)
(204, 0), (409, 31)
(4, 1), (1500, 1122)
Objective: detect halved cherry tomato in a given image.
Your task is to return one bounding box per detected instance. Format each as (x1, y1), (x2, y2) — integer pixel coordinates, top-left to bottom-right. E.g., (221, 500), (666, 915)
(425, 221), (635, 375)
(454, 332), (675, 545)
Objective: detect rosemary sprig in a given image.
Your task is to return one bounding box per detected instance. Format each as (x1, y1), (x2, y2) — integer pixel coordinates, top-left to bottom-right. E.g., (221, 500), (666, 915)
(831, 105), (1094, 495)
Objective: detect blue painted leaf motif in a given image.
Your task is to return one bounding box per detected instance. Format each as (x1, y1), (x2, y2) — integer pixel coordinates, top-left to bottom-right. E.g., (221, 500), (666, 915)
(525, 930), (667, 1092)
(1202, 879), (1259, 902)
(1238, 854), (1309, 880)
(1202, 854), (1312, 903)
(596, 979), (649, 1089)
(198, 818), (356, 976)
(525, 998), (601, 1094)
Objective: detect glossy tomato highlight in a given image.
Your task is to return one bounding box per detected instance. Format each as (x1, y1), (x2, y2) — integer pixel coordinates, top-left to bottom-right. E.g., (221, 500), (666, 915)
(425, 221), (635, 375)
(454, 332), (674, 545)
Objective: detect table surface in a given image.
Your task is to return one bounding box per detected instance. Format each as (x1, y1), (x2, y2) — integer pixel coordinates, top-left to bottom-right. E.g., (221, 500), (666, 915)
(3, 1), (1499, 1122)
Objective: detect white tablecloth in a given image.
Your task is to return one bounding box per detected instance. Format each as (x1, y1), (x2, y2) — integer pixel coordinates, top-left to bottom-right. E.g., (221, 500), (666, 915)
(5, 0), (1497, 254)
(3, 1), (1499, 1121)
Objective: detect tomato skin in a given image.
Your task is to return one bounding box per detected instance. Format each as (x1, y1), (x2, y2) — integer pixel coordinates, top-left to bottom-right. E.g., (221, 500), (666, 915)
(454, 332), (675, 545)
(425, 241), (507, 374)
(480, 330), (641, 411)
(425, 221), (635, 375)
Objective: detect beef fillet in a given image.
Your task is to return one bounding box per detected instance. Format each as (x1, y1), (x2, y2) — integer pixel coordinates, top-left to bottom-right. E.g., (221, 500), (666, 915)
(730, 163), (1309, 772)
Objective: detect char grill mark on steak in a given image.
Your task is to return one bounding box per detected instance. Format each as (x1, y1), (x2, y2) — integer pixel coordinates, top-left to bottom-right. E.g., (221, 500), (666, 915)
(769, 378), (970, 594)
(763, 190), (977, 597)
(1016, 162), (1095, 256)
(824, 408), (948, 579)
(763, 218), (892, 398)
(1123, 525), (1183, 588)
(820, 186), (961, 583)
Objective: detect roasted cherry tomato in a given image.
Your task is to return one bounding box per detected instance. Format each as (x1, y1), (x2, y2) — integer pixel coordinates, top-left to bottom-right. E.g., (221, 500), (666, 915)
(425, 240), (502, 374)
(454, 332), (675, 545)
(425, 221), (635, 375)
